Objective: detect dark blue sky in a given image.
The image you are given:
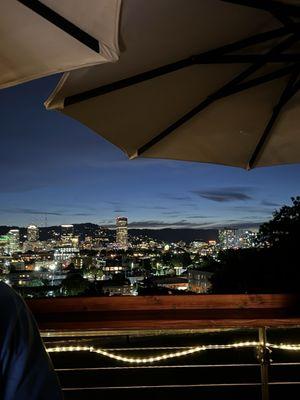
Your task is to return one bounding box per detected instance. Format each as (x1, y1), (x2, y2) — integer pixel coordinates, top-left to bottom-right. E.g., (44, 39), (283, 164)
(0, 76), (299, 229)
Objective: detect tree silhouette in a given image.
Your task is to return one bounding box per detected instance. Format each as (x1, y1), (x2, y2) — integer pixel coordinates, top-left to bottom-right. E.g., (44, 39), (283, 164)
(259, 196), (300, 249)
(62, 273), (89, 296)
(209, 197), (300, 294)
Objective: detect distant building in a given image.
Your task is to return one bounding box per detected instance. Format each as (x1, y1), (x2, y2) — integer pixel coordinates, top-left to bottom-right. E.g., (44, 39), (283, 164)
(236, 229), (257, 248)
(54, 246), (79, 263)
(218, 228), (238, 249)
(187, 269), (212, 293)
(61, 224), (74, 242)
(116, 217), (128, 248)
(153, 276), (188, 291)
(7, 229), (20, 254)
(102, 281), (132, 296)
(60, 224), (79, 247)
(218, 228), (257, 250)
(27, 225), (39, 242)
(0, 235), (9, 255)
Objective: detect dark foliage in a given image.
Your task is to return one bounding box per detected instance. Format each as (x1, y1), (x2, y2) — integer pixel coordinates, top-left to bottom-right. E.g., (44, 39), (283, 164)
(210, 197), (300, 294)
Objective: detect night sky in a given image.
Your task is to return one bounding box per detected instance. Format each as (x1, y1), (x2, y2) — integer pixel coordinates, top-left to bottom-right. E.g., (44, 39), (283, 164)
(0, 75), (299, 229)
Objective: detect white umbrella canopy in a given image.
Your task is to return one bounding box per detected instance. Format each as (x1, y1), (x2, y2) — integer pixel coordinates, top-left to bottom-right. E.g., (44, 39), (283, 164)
(0, 0), (121, 89)
(46, 0), (300, 169)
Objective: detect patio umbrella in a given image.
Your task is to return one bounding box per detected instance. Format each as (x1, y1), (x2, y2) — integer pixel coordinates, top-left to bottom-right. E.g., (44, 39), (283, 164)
(0, 0), (121, 88)
(45, 0), (300, 169)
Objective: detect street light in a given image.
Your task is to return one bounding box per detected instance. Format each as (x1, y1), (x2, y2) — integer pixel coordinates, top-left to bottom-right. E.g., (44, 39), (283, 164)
(49, 264), (56, 286)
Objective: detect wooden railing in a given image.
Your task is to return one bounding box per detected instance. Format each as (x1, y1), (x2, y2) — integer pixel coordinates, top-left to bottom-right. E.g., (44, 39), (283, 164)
(26, 294), (300, 400)
(26, 293), (300, 331)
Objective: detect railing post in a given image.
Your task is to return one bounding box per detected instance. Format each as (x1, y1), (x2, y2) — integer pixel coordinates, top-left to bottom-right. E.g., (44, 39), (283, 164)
(258, 327), (270, 400)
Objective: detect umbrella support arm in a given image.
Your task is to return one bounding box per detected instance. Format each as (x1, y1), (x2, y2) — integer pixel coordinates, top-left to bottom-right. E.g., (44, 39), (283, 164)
(136, 65), (299, 158)
(136, 33), (300, 157)
(64, 24), (300, 107)
(247, 70), (300, 169)
(17, 0), (100, 53)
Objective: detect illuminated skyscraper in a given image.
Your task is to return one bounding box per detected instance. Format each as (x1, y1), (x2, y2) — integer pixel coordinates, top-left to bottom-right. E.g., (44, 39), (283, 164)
(218, 228), (238, 249)
(61, 224), (74, 242)
(27, 225), (39, 242)
(116, 217), (128, 248)
(236, 229), (257, 248)
(0, 235), (9, 255)
(7, 229), (20, 254)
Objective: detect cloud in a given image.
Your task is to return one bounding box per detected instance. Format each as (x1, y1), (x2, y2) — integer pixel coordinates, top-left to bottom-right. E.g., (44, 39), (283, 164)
(0, 181), (51, 194)
(233, 205), (273, 215)
(215, 221), (263, 229)
(0, 208), (64, 216)
(52, 203), (97, 211)
(185, 215), (214, 219)
(128, 220), (215, 229)
(99, 219), (114, 225)
(160, 193), (191, 201)
(71, 213), (95, 216)
(100, 219), (216, 229)
(192, 187), (253, 202)
(103, 202), (168, 211)
(261, 200), (281, 207)
(0, 208), (95, 217)
(139, 205), (168, 210)
(104, 201), (121, 206)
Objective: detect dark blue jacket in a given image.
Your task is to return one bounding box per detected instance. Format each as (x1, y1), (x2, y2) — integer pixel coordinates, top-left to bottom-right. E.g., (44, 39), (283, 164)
(0, 282), (62, 399)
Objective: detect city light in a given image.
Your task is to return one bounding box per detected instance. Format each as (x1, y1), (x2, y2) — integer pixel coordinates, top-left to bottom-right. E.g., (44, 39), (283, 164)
(0, 218), (271, 298)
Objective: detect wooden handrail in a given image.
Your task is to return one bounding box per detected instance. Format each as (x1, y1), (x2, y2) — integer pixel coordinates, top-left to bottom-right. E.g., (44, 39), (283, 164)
(26, 294), (300, 331)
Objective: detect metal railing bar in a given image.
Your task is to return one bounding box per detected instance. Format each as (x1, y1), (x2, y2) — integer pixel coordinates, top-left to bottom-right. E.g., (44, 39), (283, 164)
(55, 363), (259, 372)
(62, 383), (261, 391)
(271, 362), (300, 366)
(41, 328), (241, 337)
(269, 382), (300, 385)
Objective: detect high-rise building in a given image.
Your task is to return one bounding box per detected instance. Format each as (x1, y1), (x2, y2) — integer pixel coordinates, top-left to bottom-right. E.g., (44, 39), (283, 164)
(218, 228), (238, 249)
(236, 229), (257, 248)
(7, 229), (20, 254)
(0, 235), (9, 255)
(61, 224), (74, 242)
(116, 217), (128, 248)
(27, 225), (39, 242)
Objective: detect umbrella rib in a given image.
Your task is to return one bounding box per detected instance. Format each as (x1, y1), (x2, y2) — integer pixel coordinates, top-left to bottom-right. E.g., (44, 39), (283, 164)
(63, 25), (297, 107)
(270, 9), (295, 28)
(136, 34), (299, 156)
(136, 65), (297, 157)
(223, 64), (297, 97)
(17, 0), (100, 54)
(247, 70), (300, 169)
(222, 0), (300, 18)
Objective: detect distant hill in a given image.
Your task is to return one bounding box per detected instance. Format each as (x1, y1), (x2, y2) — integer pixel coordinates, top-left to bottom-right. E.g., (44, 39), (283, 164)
(0, 223), (218, 243)
(129, 228), (218, 243)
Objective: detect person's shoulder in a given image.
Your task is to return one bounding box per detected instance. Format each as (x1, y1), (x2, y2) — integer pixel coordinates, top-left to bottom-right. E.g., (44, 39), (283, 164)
(0, 281), (19, 297)
(0, 282), (23, 314)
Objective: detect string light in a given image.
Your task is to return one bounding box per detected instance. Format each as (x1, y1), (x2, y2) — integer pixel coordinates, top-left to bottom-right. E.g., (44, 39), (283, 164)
(46, 341), (300, 364)
(267, 343), (300, 351)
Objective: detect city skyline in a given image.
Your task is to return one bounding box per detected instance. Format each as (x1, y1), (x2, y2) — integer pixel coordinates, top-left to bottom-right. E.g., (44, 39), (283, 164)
(0, 76), (299, 228)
